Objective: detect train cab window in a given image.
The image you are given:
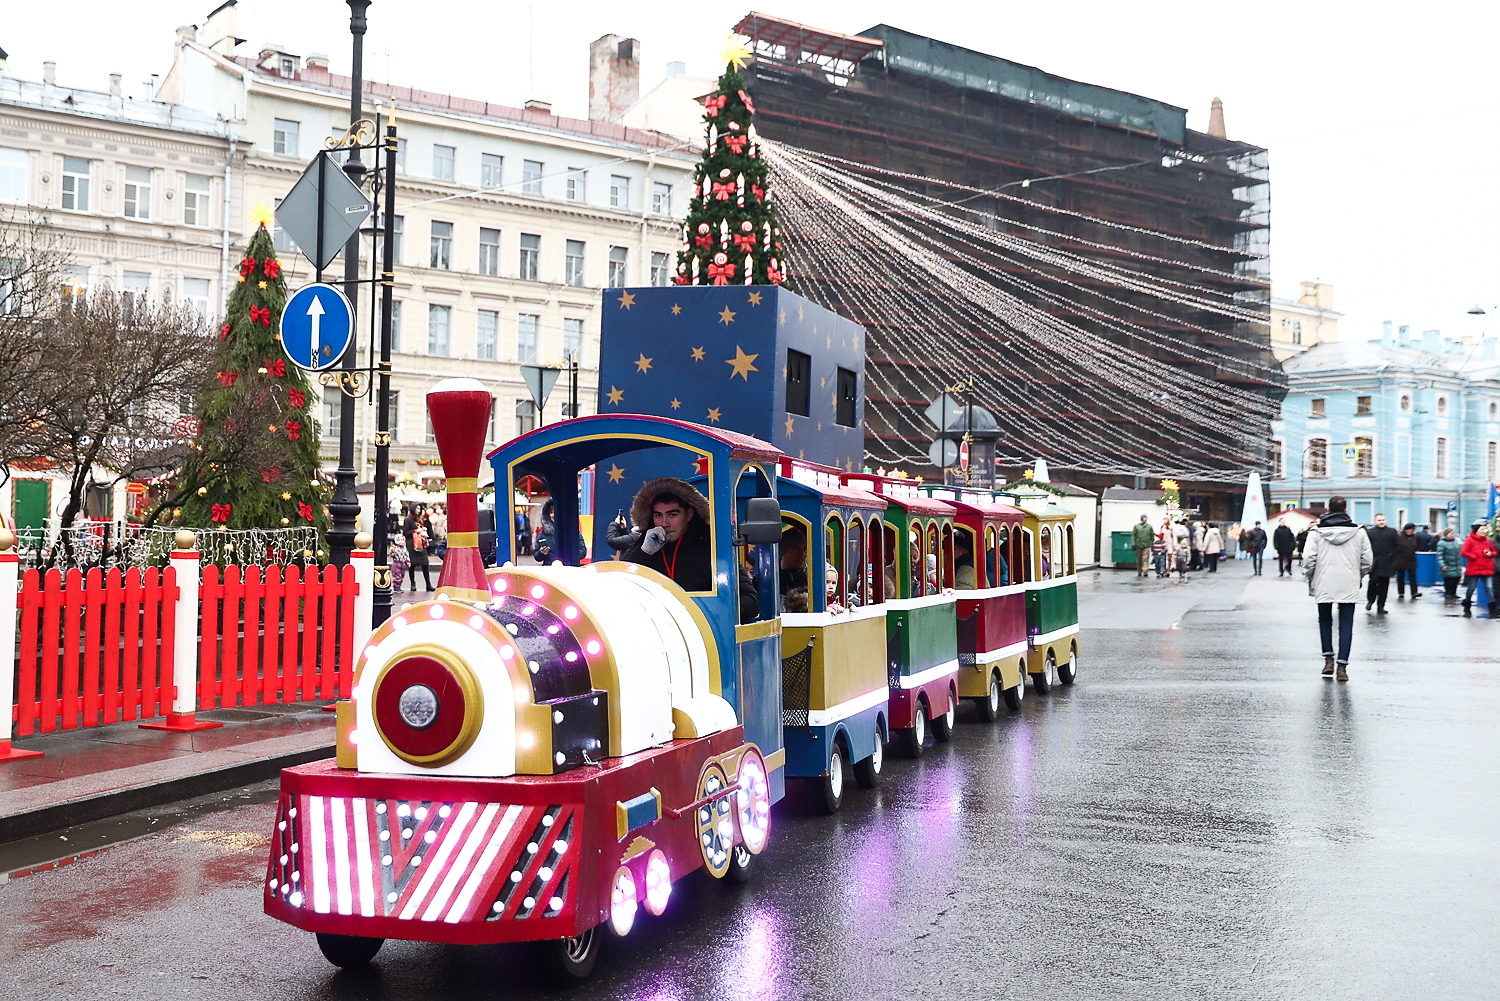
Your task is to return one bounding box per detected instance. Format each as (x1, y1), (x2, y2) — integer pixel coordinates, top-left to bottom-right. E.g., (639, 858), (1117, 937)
(926, 523), (941, 595)
(908, 524), (924, 598)
(1019, 528), (1034, 583)
(955, 526), (978, 589)
(866, 519), (884, 605)
(1065, 524), (1076, 575)
(825, 515), (845, 609)
(940, 523), (955, 589)
(846, 519), (866, 607)
(884, 524), (899, 599)
(1040, 526), (1053, 578)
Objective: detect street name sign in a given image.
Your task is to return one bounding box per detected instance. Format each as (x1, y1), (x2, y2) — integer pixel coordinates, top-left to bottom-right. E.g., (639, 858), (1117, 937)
(274, 154), (371, 272)
(281, 283), (355, 372)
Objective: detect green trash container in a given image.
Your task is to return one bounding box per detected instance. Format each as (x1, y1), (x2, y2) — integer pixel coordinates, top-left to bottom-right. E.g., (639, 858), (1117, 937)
(1111, 531), (1138, 568)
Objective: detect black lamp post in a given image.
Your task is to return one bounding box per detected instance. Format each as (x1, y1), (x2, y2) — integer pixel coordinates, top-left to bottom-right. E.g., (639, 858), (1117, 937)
(327, 0), (371, 567)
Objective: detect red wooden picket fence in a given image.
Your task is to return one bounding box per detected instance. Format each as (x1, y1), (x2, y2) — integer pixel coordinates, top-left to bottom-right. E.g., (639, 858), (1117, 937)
(12, 567), (177, 735)
(197, 564), (358, 710)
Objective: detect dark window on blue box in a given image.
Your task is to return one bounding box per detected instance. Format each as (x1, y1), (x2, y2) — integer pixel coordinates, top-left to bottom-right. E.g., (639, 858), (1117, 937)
(786, 349), (811, 417)
(836, 367), (857, 427)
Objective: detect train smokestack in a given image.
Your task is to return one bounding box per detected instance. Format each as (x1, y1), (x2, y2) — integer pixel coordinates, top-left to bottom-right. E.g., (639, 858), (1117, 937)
(426, 378), (494, 603)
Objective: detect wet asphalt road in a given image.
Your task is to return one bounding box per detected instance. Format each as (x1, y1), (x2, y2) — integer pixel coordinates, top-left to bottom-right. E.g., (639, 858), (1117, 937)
(3, 566), (1498, 1001)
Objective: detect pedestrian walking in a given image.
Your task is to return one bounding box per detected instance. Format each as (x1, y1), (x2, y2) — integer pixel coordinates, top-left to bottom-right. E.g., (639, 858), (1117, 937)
(403, 503), (433, 592)
(1364, 513), (1400, 613)
(1175, 538), (1190, 579)
(1294, 526), (1309, 564)
(1189, 522), (1202, 571)
(1436, 528), (1463, 600)
(1202, 523), (1223, 572)
(1460, 521), (1497, 618)
(1152, 532), (1170, 578)
(388, 531), (410, 592)
(1245, 520), (1268, 575)
(1273, 518), (1296, 576)
(1302, 496), (1372, 682)
(1393, 523), (1421, 599)
(1131, 515), (1155, 578)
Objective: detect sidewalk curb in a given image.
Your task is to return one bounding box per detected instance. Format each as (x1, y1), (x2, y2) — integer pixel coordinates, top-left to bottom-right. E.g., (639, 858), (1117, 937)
(0, 743), (334, 845)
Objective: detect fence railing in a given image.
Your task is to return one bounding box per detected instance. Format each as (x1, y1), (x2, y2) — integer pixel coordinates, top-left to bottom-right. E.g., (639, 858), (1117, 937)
(2, 533), (374, 759)
(13, 521), (322, 573)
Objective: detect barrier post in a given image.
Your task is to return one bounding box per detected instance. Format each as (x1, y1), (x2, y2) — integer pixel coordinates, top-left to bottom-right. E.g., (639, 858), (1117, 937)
(350, 532), (375, 658)
(141, 531), (222, 732)
(0, 529), (43, 761)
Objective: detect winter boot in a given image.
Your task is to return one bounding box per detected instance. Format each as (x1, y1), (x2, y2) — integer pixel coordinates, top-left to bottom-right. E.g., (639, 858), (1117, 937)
(1463, 601), (1473, 617)
(1322, 656), (1336, 677)
(1335, 663), (1348, 682)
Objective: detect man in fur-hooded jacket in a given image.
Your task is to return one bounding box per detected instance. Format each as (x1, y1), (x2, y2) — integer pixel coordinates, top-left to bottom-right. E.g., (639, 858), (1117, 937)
(623, 477), (760, 621)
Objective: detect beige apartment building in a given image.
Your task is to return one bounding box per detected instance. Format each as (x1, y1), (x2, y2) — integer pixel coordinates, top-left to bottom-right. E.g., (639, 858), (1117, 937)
(1269, 281), (1341, 361)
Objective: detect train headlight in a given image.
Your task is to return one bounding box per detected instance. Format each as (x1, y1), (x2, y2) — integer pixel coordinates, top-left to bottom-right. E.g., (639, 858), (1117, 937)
(372, 645), (484, 767)
(397, 684), (439, 729)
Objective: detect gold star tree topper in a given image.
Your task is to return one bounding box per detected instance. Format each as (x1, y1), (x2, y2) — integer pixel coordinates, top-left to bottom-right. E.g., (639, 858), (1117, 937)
(250, 203), (276, 228)
(718, 35), (753, 70)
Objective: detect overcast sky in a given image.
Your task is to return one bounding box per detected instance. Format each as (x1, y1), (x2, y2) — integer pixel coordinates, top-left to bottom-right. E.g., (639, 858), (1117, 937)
(7, 1), (1498, 341)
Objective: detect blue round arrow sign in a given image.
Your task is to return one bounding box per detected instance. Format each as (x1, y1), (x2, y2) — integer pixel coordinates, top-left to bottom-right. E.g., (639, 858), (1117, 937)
(280, 283), (355, 372)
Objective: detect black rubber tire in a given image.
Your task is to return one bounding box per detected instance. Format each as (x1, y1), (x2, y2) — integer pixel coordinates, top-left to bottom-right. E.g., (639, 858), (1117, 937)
(819, 742), (846, 814)
(975, 672), (1001, 723)
(540, 926), (600, 984)
(726, 843), (753, 884)
(931, 697), (956, 742)
(1003, 661), (1026, 711)
(898, 704), (927, 758)
(1058, 646), (1078, 685)
(1032, 651), (1054, 694)
(853, 727), (883, 788)
(315, 933), (384, 969)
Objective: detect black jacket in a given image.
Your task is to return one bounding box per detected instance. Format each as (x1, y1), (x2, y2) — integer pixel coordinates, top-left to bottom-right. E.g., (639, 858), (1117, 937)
(1393, 532), (1420, 571)
(1273, 525), (1296, 555)
(1365, 524), (1402, 577)
(624, 523), (713, 592)
(605, 519), (641, 553)
(1244, 527), (1268, 553)
(1416, 528), (1437, 552)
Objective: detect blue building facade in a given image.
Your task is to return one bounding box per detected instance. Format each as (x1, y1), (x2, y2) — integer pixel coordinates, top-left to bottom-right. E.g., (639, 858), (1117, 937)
(1270, 326), (1500, 530)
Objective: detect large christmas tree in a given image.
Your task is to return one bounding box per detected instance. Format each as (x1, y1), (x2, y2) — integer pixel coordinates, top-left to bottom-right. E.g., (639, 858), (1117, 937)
(175, 217), (329, 538)
(675, 39), (785, 286)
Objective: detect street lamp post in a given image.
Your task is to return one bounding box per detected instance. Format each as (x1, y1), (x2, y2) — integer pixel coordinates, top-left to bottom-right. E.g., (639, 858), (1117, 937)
(327, 0), (371, 568)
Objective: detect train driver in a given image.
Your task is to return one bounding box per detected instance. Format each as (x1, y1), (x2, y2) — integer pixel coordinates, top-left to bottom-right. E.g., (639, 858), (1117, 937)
(623, 477), (760, 622)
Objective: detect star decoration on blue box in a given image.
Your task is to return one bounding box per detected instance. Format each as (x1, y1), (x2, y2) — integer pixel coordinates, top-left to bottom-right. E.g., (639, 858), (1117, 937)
(634, 353), (653, 373)
(618, 291), (636, 309)
(606, 385), (624, 405)
(726, 345), (759, 380)
(606, 463), (625, 483)
(718, 306), (736, 325)
(691, 346), (706, 361)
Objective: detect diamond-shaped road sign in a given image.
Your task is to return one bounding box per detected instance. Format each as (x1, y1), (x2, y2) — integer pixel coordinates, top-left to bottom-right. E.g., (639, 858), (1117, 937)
(923, 392), (963, 430)
(274, 154), (372, 272)
(520, 365), (561, 413)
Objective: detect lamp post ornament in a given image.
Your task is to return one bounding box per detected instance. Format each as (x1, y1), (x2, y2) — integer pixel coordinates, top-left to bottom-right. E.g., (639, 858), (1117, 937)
(675, 35), (786, 289)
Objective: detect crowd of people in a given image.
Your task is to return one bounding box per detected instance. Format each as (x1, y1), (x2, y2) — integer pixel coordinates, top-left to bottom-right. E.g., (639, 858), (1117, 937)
(1130, 514), (1227, 580)
(386, 501), (446, 592)
(1301, 495), (1497, 682)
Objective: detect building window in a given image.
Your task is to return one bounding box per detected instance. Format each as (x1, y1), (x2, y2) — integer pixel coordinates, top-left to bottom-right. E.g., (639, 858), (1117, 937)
(1437, 395), (1448, 416)
(478, 227), (501, 276)
(322, 387), (341, 439)
(1400, 394), (1411, 413)
(432, 145), (455, 182)
(430, 220), (452, 270)
(0, 148), (27, 205)
(786, 349), (810, 416)
(517, 314), (539, 363)
(836, 368), (858, 427)
(519, 233), (539, 281)
(388, 215), (403, 266)
(1310, 398), (1325, 418)
(566, 169), (586, 202)
(563, 318), (582, 361)
(565, 240), (586, 287)
(481, 153), (503, 189)
(1489, 441), (1498, 482)
(1308, 437), (1328, 478)
(1435, 437), (1448, 479)
(386, 389), (400, 442)
(273, 119), (300, 156)
(560, 401), (578, 418)
(1356, 395), (1372, 416)
(182, 277), (211, 318)
(650, 251), (670, 286)
(1354, 436), (1374, 477)
(387, 300), (401, 353)
(427, 304), (451, 356)
(183, 175), (211, 227)
(609, 174), (629, 209)
(1291, 320), (1303, 345)
(607, 246), (627, 288)
(515, 399), (536, 435)
(1490, 401), (1499, 421)
(1270, 438), (1284, 479)
(123, 166), (152, 220)
(272, 197), (297, 252)
(476, 309), (498, 360)
(522, 160), (543, 196)
(651, 181), (672, 215)
(61, 157), (90, 211)
(395, 138), (407, 173)
(425, 412), (436, 445)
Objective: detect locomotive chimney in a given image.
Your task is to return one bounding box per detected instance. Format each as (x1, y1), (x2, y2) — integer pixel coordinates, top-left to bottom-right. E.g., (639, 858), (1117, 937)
(426, 379), (496, 603)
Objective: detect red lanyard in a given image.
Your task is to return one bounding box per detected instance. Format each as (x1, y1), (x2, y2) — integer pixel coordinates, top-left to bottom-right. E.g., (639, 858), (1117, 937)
(663, 537), (681, 580)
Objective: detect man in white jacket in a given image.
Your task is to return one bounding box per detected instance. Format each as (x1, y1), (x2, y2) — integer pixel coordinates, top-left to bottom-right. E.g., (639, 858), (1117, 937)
(1302, 495), (1374, 682)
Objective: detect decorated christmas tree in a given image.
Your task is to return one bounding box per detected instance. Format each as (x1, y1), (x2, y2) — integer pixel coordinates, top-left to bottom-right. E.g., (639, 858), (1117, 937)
(675, 37), (785, 286)
(174, 212), (329, 539)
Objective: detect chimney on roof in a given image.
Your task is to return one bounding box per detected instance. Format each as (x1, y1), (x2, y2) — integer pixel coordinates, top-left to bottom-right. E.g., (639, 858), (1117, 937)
(666, 61), (686, 77)
(176, 25), (197, 46)
(1207, 96), (1227, 139)
(43, 61), (56, 87)
(109, 73), (122, 97)
(204, 1), (241, 57)
(589, 34), (640, 123)
(524, 99), (553, 115)
(304, 53), (329, 72)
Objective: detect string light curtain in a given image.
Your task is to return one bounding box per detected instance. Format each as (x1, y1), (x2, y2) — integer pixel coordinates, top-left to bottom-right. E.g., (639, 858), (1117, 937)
(763, 140), (1282, 483)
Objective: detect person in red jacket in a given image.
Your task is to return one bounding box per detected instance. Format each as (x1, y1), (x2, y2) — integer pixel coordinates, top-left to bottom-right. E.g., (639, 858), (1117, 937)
(1459, 521), (1497, 617)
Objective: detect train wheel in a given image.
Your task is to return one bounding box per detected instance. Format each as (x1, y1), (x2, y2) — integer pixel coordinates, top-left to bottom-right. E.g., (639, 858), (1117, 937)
(976, 672), (1001, 722)
(899, 704), (927, 758)
(853, 728), (883, 788)
(315, 932), (384, 969)
(541, 926), (600, 983)
(726, 844), (754, 884)
(1032, 651), (1055, 694)
(1058, 645), (1078, 685)
(1002, 661), (1026, 711)
(819, 742), (846, 814)
(931, 697), (956, 742)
